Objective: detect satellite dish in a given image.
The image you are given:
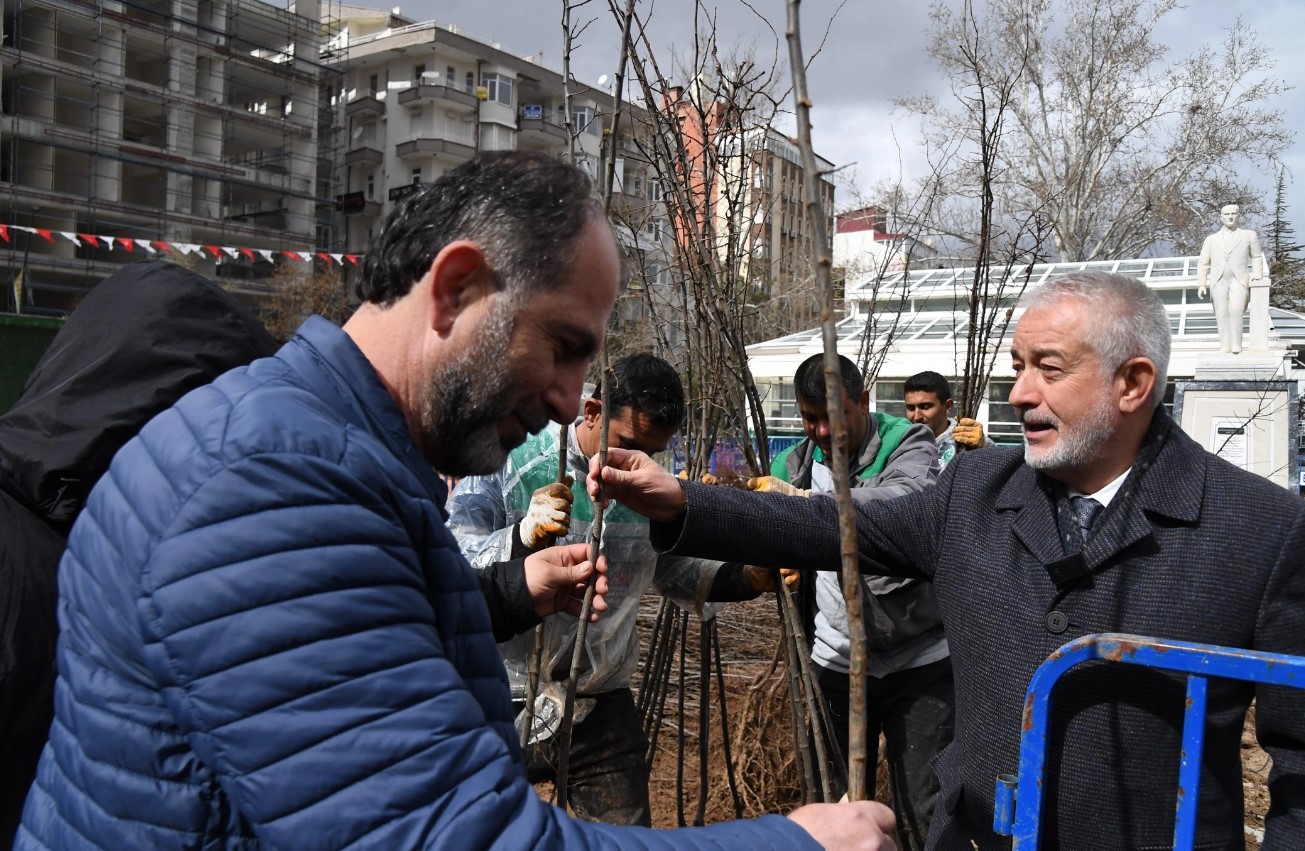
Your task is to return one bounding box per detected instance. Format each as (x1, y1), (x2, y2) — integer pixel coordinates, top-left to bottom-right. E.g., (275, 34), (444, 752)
(596, 74), (609, 87)
(352, 126), (364, 140)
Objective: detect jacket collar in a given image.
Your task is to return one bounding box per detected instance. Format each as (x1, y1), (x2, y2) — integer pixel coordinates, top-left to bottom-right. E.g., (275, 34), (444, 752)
(793, 411), (880, 481)
(282, 316), (448, 508)
(996, 409), (1202, 568)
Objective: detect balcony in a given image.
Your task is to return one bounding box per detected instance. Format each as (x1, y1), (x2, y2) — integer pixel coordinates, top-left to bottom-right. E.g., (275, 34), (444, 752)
(517, 114), (568, 146)
(345, 95), (385, 118)
(398, 83), (478, 112)
(345, 145), (384, 166)
(396, 132), (475, 162)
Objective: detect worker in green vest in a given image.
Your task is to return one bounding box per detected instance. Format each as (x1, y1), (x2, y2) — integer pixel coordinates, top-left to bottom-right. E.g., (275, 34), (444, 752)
(751, 353), (949, 851)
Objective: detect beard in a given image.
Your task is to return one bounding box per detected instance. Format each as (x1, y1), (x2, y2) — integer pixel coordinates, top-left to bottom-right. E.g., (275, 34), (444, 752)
(1021, 391), (1117, 476)
(420, 299), (548, 477)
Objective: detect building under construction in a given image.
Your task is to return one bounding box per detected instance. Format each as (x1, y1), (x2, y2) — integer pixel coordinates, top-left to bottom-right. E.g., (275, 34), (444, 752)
(0, 0), (339, 313)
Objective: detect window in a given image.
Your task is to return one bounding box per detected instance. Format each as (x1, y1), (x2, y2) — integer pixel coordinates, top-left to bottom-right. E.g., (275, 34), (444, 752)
(368, 74), (378, 95)
(446, 65), (455, 84)
(412, 167), (422, 184)
(414, 63), (426, 81)
(571, 106), (599, 135)
(366, 173), (375, 199)
(465, 71), (475, 93)
(483, 73), (513, 106)
(874, 381), (906, 419)
(481, 122), (515, 151)
(630, 175), (643, 198)
(649, 178), (663, 202)
(985, 380), (1019, 444)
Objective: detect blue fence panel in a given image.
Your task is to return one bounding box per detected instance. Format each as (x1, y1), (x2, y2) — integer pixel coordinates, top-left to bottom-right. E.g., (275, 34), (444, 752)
(668, 435), (804, 477)
(993, 633), (1305, 850)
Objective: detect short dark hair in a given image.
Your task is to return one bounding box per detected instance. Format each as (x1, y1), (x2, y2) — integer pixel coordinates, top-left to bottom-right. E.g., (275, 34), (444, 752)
(592, 352), (686, 430)
(356, 151), (605, 305)
(793, 353), (863, 404)
(904, 371), (952, 402)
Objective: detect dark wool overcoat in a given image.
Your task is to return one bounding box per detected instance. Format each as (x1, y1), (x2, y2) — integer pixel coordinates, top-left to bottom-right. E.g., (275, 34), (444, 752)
(655, 411), (1305, 850)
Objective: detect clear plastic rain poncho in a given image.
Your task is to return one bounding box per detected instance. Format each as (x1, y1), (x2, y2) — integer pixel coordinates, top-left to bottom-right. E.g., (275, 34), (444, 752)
(447, 420), (720, 710)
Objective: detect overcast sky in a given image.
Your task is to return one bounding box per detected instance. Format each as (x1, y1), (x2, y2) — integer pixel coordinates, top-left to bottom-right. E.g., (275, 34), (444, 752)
(400, 0), (1305, 246)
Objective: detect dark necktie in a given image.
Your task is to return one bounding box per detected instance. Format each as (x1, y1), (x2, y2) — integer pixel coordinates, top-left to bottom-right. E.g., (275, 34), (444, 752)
(1070, 496), (1103, 542)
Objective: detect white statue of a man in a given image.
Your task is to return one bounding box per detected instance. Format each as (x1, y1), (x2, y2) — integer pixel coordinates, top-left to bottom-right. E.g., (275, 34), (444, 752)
(1197, 204), (1264, 354)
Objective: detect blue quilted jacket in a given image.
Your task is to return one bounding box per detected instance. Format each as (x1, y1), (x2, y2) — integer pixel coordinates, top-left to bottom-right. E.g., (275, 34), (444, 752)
(18, 317), (815, 850)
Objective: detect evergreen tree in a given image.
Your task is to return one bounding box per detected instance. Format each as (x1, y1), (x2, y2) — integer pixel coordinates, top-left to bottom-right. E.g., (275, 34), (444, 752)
(1267, 168), (1305, 311)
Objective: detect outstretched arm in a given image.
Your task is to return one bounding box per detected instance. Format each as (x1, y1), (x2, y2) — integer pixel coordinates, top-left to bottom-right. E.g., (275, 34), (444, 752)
(586, 446), (686, 522)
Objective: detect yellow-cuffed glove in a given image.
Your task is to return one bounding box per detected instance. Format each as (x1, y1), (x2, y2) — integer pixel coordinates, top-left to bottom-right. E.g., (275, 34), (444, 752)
(744, 475), (810, 497)
(740, 566), (801, 594)
(952, 418), (986, 449)
(519, 475), (574, 549)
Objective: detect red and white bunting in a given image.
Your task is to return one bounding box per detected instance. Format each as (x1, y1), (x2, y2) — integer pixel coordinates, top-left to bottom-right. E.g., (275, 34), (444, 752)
(1, 224), (363, 265)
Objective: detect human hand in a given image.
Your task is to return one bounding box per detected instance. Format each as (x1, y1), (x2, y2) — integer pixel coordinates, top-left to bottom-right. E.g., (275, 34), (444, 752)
(787, 800), (897, 850)
(952, 417), (986, 449)
(523, 543), (609, 620)
(1197, 285), (1208, 299)
(520, 476), (574, 549)
(586, 447), (686, 523)
(745, 476), (810, 497)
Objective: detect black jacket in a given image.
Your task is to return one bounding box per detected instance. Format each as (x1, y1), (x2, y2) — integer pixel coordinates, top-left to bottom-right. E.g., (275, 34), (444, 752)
(0, 261), (278, 848)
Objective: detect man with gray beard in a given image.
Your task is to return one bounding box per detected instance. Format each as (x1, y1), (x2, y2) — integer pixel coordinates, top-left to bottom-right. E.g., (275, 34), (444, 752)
(590, 270), (1305, 850)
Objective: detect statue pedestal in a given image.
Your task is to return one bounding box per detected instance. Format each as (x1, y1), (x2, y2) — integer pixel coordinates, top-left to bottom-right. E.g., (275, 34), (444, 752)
(1192, 351), (1286, 381)
(1173, 375), (1299, 491)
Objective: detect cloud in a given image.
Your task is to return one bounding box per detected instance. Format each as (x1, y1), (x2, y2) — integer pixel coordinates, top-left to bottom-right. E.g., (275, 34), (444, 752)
(400, 0), (1305, 233)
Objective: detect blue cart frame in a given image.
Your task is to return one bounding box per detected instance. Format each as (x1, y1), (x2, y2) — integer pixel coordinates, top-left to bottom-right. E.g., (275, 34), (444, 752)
(993, 633), (1305, 849)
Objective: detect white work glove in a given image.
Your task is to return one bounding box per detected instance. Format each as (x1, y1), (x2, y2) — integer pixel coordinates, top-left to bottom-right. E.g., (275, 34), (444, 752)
(519, 475), (574, 550)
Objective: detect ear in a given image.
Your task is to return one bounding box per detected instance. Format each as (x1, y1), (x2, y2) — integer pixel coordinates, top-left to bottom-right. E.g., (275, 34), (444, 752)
(425, 240), (496, 335)
(856, 389), (870, 414)
(1116, 357), (1157, 413)
(944, 397), (955, 416)
(582, 396), (603, 426)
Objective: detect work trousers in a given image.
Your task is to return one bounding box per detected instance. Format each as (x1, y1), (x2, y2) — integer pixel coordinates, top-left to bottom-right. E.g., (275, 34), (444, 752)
(522, 687), (652, 827)
(816, 656), (956, 851)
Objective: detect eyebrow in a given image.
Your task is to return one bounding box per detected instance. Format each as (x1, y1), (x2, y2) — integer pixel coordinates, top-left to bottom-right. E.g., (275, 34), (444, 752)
(556, 322), (600, 360)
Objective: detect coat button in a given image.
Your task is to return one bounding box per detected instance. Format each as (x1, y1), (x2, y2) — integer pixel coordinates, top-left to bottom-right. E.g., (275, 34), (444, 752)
(1045, 611), (1069, 634)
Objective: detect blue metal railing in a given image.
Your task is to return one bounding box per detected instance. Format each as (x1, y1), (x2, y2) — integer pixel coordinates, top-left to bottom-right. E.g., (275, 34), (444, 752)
(993, 633), (1305, 849)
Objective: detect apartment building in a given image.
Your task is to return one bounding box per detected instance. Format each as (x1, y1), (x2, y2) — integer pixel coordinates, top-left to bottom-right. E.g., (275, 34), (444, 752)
(328, 13), (666, 262)
(658, 82), (834, 299)
(1, 0), (331, 313)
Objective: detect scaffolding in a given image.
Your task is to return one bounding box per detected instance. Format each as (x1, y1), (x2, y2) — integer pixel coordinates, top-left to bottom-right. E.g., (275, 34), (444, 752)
(0, 0), (342, 313)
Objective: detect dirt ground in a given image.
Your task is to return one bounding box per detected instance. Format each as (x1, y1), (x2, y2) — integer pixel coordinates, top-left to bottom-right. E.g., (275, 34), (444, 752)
(536, 595), (1272, 844)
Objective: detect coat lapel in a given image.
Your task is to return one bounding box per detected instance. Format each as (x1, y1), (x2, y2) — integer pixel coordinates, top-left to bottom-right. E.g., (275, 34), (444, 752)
(997, 466), (1067, 567)
(1084, 413), (1203, 568)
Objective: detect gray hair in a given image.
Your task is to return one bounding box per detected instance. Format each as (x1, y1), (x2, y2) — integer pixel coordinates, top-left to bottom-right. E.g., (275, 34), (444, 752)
(1018, 270), (1169, 407)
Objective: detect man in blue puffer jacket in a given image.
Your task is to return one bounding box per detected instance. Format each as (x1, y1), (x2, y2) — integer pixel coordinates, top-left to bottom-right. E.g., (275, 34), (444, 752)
(18, 151), (895, 850)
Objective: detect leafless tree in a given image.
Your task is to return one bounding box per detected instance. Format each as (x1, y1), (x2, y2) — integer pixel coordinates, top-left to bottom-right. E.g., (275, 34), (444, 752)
(903, 0), (1291, 263)
(259, 261), (351, 343)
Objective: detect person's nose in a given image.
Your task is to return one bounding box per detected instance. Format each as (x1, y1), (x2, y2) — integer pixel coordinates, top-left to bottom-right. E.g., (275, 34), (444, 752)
(1008, 371), (1037, 411)
(906, 409), (925, 424)
(543, 362), (587, 424)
